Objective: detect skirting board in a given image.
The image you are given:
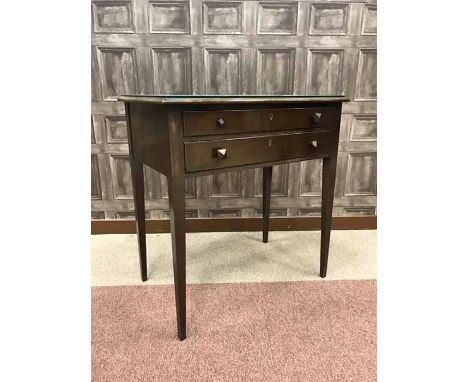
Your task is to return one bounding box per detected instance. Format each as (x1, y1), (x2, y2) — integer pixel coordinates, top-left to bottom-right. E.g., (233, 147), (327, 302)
(91, 216), (376, 235)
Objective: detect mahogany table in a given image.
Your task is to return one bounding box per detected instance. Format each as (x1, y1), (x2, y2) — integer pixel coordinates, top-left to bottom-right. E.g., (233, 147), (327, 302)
(119, 95), (349, 340)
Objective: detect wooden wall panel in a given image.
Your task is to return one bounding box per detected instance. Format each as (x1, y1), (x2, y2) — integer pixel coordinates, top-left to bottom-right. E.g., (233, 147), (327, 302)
(257, 2), (298, 35)
(91, 154), (102, 200)
(160, 174), (197, 198)
(92, 1), (135, 33)
(105, 115), (128, 143)
(345, 152), (377, 196)
(96, 48), (138, 100)
(203, 2), (243, 34)
(361, 4), (377, 35)
(355, 49), (377, 100)
(309, 3), (349, 35)
(208, 172), (242, 197)
(91, 0), (377, 220)
(204, 49), (241, 94)
(256, 49), (295, 94)
(148, 1), (191, 33)
(298, 208), (321, 217)
(306, 49), (343, 95)
(151, 48), (192, 94)
(109, 155), (133, 199)
(350, 114), (377, 142)
(299, 160), (322, 197)
(253, 165), (288, 198)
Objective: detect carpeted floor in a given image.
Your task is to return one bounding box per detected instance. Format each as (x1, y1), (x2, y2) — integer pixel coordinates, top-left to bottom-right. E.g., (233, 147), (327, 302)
(92, 280), (376, 382)
(92, 231), (376, 286)
(92, 230), (377, 381)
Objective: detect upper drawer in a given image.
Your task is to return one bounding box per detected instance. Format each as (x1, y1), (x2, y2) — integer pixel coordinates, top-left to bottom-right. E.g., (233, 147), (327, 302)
(183, 107), (340, 137)
(184, 130), (336, 173)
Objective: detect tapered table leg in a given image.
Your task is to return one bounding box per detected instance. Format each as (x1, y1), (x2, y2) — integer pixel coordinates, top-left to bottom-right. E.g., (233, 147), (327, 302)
(168, 175), (186, 341)
(320, 153), (338, 278)
(130, 157), (147, 282)
(262, 166), (272, 243)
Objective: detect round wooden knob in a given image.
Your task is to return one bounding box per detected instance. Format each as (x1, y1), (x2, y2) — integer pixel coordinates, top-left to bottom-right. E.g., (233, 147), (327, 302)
(216, 117), (225, 127)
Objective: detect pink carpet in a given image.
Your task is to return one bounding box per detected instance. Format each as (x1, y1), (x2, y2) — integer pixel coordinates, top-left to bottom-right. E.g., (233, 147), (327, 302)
(92, 280), (376, 382)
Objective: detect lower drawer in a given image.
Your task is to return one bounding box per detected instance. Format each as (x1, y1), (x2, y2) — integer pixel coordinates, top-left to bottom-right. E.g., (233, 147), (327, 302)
(184, 131), (336, 173)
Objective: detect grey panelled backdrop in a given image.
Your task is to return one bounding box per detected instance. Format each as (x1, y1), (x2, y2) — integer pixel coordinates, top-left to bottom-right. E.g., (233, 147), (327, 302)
(91, 0), (377, 220)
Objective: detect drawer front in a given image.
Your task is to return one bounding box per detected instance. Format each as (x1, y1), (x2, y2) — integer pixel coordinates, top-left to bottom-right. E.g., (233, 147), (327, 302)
(183, 107), (340, 137)
(185, 131), (336, 173)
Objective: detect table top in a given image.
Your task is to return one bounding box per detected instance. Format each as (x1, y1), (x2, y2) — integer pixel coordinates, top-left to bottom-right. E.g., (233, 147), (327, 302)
(118, 94), (349, 105)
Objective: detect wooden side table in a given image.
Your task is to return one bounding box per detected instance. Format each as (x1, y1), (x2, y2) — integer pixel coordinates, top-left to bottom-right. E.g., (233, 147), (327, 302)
(119, 95), (348, 340)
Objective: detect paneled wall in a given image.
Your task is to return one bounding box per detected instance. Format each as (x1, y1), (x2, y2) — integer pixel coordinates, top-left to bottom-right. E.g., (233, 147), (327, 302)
(91, 0), (377, 220)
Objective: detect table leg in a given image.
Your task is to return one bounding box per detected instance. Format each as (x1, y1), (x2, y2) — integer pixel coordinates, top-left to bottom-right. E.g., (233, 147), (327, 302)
(130, 157), (147, 282)
(262, 166), (272, 243)
(168, 175), (186, 341)
(320, 153), (338, 278)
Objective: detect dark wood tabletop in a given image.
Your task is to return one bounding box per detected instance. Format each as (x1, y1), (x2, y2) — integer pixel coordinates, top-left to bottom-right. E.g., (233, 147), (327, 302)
(118, 95), (349, 104)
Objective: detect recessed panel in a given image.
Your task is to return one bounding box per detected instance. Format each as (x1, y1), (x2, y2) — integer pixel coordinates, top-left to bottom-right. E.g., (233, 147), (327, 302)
(115, 211), (152, 219)
(361, 4), (377, 35)
(254, 165), (288, 197)
(310, 4), (348, 35)
(160, 175), (197, 198)
(185, 178), (197, 199)
(203, 2), (243, 34)
(345, 152), (377, 196)
(143, 166), (161, 200)
(355, 49), (377, 100)
(208, 209), (242, 218)
(149, 1), (190, 33)
(105, 115), (128, 143)
(152, 48), (191, 94)
(91, 155), (102, 200)
(163, 210), (198, 218)
(97, 48), (137, 100)
(255, 208), (287, 217)
(299, 159), (322, 196)
(205, 49), (241, 94)
(350, 114), (377, 141)
(344, 207), (376, 216)
(91, 211), (105, 220)
(306, 50), (343, 95)
(208, 171), (242, 197)
(257, 49), (294, 94)
(297, 208), (321, 216)
(91, 117), (96, 144)
(92, 1), (134, 33)
(257, 2), (298, 35)
(115, 211), (135, 219)
(110, 155), (133, 199)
